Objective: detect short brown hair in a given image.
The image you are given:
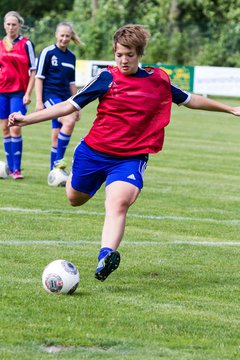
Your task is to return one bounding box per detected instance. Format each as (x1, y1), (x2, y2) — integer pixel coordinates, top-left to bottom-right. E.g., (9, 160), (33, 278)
(113, 24), (150, 56)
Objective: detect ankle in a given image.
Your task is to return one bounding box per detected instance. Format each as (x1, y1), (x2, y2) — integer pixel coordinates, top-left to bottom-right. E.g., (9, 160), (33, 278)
(98, 247), (114, 261)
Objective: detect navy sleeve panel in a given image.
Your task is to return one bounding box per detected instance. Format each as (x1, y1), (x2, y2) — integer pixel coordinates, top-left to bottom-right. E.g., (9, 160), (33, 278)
(25, 40), (36, 70)
(69, 68), (113, 109)
(171, 83), (191, 105)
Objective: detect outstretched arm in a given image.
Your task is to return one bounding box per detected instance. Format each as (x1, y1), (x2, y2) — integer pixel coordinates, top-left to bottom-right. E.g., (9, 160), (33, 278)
(185, 94), (240, 116)
(8, 101), (76, 127)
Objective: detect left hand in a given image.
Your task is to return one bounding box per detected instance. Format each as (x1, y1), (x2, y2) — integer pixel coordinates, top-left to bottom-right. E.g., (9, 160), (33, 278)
(23, 94), (31, 105)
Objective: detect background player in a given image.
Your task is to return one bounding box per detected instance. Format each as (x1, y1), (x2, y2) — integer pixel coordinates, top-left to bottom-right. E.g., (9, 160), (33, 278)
(0, 11), (36, 179)
(35, 22), (82, 173)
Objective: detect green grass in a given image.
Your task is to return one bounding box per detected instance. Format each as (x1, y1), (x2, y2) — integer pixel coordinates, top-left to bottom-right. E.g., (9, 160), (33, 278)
(0, 98), (240, 359)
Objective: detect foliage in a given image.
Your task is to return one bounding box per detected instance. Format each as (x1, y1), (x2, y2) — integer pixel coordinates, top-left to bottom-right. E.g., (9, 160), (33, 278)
(65, 0), (240, 66)
(1, 0), (240, 66)
(66, 0), (169, 60)
(0, 0), (74, 20)
(0, 0), (74, 39)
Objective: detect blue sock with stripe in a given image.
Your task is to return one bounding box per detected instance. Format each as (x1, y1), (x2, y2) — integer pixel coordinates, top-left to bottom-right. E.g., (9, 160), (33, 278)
(98, 247), (114, 262)
(12, 136), (22, 171)
(50, 146), (57, 170)
(56, 132), (71, 161)
(3, 136), (13, 172)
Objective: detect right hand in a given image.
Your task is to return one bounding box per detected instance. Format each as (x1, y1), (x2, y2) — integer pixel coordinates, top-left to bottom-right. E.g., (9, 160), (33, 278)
(8, 112), (26, 127)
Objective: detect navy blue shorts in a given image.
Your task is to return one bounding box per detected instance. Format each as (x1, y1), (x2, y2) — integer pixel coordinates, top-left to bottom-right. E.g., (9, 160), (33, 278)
(0, 92), (27, 119)
(44, 96), (64, 129)
(71, 140), (148, 196)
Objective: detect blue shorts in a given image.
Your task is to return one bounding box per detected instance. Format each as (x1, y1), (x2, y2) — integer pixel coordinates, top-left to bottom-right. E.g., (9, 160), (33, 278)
(0, 92), (27, 119)
(44, 96), (64, 129)
(71, 140), (148, 196)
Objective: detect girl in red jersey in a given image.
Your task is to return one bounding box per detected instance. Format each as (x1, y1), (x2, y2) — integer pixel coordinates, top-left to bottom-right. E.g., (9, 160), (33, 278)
(0, 11), (36, 179)
(9, 24), (240, 281)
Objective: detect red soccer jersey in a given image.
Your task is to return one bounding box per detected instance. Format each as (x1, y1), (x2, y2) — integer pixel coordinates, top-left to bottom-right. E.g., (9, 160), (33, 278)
(84, 66), (172, 156)
(0, 37), (32, 93)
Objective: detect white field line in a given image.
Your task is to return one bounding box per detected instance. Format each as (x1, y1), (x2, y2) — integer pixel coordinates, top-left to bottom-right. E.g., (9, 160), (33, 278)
(1, 206), (240, 225)
(1, 239), (240, 247)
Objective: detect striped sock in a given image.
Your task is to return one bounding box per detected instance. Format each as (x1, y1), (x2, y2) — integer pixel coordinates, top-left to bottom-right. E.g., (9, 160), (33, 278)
(3, 136), (13, 172)
(50, 147), (57, 170)
(56, 132), (71, 161)
(12, 136), (22, 171)
(98, 247), (114, 262)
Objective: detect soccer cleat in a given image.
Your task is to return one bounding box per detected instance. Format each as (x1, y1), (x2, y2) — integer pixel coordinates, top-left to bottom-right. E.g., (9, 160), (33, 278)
(12, 170), (24, 180)
(54, 158), (67, 170)
(95, 251), (121, 282)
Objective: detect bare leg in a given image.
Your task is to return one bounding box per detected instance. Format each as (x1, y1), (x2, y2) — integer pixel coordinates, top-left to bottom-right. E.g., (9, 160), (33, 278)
(59, 114), (76, 135)
(51, 128), (59, 148)
(66, 176), (141, 281)
(66, 173), (92, 206)
(101, 181), (140, 249)
(1, 119), (10, 137)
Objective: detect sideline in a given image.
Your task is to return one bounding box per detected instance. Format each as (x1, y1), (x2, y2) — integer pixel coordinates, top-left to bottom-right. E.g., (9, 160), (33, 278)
(1, 206), (240, 225)
(1, 239), (240, 247)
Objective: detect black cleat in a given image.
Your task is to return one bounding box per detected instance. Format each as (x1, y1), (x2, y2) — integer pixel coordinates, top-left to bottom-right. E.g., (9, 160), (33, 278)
(95, 251), (121, 282)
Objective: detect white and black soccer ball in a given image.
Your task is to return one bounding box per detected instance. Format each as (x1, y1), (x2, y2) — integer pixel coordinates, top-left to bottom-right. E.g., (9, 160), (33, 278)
(0, 160), (9, 179)
(42, 259), (79, 295)
(47, 168), (69, 187)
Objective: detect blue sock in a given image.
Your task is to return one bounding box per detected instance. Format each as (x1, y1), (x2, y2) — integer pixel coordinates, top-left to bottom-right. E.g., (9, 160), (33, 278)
(56, 132), (71, 161)
(3, 136), (13, 172)
(12, 136), (22, 171)
(50, 146), (57, 170)
(98, 247), (114, 262)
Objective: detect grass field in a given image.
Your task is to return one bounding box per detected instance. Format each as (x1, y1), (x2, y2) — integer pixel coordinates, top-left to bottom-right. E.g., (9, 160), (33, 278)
(0, 98), (240, 360)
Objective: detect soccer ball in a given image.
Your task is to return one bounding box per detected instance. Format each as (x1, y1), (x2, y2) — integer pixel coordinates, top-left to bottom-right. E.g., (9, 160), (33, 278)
(47, 168), (69, 187)
(42, 259), (79, 295)
(0, 160), (9, 179)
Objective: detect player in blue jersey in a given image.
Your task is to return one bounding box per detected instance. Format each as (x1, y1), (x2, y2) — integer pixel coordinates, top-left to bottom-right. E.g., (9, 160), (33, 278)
(35, 22), (82, 174)
(9, 24), (240, 282)
(0, 11), (36, 179)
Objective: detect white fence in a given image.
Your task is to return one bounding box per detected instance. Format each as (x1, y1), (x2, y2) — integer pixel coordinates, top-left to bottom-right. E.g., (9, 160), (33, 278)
(76, 60), (240, 97)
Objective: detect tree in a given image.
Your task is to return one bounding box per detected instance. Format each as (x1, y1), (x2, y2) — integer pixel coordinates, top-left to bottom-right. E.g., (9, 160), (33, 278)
(4, 0), (240, 67)
(0, 0), (74, 19)
(0, 0), (74, 38)
(0, 0), (76, 54)
(68, 0), (159, 60)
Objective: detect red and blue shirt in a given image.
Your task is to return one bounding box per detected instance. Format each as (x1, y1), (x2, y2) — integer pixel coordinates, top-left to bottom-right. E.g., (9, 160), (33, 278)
(0, 35), (36, 93)
(69, 66), (191, 156)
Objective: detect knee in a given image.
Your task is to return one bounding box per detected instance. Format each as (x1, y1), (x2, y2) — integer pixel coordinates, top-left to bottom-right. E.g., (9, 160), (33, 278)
(68, 196), (81, 207)
(62, 118), (75, 132)
(1, 121), (10, 137)
(66, 191), (90, 207)
(66, 189), (80, 207)
(105, 197), (129, 214)
(2, 127), (10, 137)
(10, 126), (21, 137)
(66, 178), (91, 207)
